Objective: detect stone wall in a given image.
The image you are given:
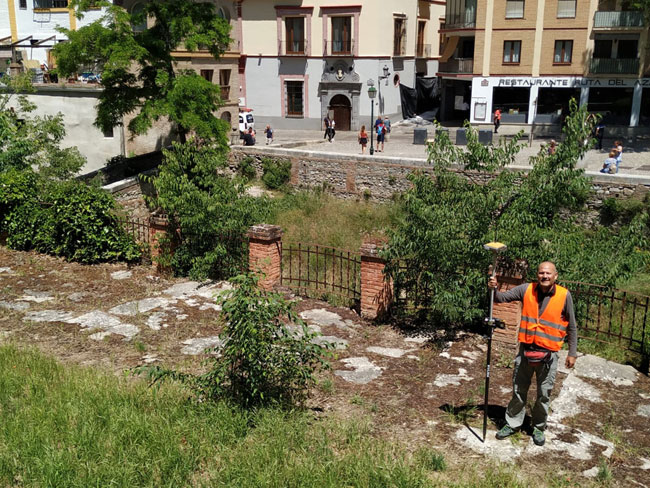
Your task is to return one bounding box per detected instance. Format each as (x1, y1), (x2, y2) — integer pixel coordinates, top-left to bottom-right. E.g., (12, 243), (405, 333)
(231, 146), (650, 225)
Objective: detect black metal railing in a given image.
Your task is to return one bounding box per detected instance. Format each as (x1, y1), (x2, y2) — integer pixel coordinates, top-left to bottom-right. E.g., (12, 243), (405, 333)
(563, 280), (650, 358)
(280, 242), (361, 302)
(116, 216), (151, 245)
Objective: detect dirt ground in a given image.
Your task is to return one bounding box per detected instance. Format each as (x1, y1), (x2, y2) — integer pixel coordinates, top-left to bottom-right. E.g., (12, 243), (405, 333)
(1, 246), (650, 487)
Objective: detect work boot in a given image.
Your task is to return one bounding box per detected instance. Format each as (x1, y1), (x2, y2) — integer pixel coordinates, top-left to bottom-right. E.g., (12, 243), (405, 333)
(495, 425), (517, 440)
(532, 428), (546, 446)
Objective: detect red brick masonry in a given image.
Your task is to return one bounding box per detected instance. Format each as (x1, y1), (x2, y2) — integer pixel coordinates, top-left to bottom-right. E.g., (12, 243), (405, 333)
(247, 224), (283, 290)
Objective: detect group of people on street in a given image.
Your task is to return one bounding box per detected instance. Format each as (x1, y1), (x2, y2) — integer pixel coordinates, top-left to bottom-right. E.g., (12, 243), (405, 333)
(242, 125), (275, 146)
(323, 116), (336, 142)
(357, 115), (391, 154)
(600, 140), (624, 174)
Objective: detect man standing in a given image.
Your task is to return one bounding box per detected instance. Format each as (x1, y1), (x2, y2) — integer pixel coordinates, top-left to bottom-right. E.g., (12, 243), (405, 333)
(488, 262), (577, 446)
(493, 108), (501, 134)
(323, 115), (331, 140)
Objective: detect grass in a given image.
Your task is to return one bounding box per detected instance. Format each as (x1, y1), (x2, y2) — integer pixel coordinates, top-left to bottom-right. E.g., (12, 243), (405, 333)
(0, 345), (445, 487)
(269, 190), (401, 251)
(0, 345), (585, 488)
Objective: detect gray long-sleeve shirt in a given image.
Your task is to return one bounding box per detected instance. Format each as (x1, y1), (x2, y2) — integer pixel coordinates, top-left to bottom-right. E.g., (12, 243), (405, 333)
(494, 283), (578, 357)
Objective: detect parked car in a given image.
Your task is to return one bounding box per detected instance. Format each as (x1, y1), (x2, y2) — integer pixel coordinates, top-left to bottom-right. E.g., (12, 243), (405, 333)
(239, 110), (254, 137)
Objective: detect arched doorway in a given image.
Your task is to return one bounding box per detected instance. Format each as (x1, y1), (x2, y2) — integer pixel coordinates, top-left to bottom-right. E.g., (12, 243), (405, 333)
(329, 94), (351, 131)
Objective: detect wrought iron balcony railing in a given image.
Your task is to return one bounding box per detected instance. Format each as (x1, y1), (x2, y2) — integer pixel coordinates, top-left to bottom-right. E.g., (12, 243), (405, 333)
(590, 57), (640, 74)
(593, 11), (644, 28)
(439, 58), (474, 74)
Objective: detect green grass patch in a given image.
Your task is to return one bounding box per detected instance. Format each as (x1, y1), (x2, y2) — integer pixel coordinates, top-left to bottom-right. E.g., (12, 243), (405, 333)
(269, 190), (401, 251)
(0, 346), (449, 487)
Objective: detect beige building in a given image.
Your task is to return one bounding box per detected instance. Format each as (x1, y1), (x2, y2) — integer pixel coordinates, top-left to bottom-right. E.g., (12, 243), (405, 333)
(439, 0), (650, 128)
(237, 0), (445, 130)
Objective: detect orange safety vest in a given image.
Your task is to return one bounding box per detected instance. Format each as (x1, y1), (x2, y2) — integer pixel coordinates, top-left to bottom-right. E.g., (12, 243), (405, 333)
(518, 283), (569, 352)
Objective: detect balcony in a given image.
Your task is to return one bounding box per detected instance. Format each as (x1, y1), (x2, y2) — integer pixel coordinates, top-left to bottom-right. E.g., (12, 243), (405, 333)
(593, 11), (644, 29)
(324, 40), (354, 56)
(438, 58), (474, 74)
(279, 40), (307, 56)
(416, 44), (431, 58)
(590, 57), (639, 74)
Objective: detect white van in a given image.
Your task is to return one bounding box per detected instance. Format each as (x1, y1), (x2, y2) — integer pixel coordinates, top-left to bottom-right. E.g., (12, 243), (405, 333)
(239, 110), (255, 137)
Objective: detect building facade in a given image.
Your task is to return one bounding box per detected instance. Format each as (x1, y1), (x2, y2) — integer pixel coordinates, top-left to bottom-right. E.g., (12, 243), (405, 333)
(238, 0), (445, 130)
(439, 0), (650, 128)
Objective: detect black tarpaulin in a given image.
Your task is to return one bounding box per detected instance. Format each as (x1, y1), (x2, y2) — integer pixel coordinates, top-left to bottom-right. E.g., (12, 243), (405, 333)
(399, 77), (441, 120)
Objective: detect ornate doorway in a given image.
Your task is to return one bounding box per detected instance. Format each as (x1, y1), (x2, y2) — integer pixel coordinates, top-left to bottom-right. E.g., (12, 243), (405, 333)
(330, 94), (351, 131)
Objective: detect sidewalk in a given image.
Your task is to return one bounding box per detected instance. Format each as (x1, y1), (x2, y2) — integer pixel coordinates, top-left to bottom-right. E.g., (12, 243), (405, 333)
(246, 123), (650, 177)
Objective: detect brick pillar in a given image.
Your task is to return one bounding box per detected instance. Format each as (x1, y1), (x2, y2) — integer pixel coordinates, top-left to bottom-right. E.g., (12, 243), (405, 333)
(149, 216), (171, 271)
(360, 239), (393, 320)
(247, 224), (283, 290)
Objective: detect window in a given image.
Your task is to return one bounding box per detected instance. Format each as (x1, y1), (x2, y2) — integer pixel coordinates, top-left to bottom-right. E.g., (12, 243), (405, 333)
(285, 81), (303, 117)
(217, 7), (231, 22)
(219, 69), (231, 99)
(103, 127), (114, 138)
(617, 39), (638, 58)
(285, 17), (305, 54)
(33, 0), (68, 8)
(503, 40), (521, 63)
(200, 69), (214, 82)
(393, 17), (406, 56)
(332, 17), (352, 54)
(416, 21), (426, 57)
(593, 39), (612, 58)
(19, 0), (27, 9)
(505, 0), (524, 18)
(554, 40), (573, 63)
(557, 0), (576, 18)
(131, 2), (146, 32)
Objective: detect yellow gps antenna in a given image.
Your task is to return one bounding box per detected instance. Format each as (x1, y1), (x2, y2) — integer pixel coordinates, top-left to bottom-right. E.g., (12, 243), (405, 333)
(482, 241), (507, 443)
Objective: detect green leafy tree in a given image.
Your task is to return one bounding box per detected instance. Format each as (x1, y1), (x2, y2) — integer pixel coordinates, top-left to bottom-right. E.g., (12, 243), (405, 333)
(53, 0), (232, 144)
(150, 141), (271, 279)
(140, 273), (333, 408)
(0, 74), (85, 179)
(383, 100), (649, 326)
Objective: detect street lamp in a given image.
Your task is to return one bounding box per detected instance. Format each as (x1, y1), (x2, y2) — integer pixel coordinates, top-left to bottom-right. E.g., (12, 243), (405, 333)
(367, 80), (377, 155)
(377, 65), (390, 116)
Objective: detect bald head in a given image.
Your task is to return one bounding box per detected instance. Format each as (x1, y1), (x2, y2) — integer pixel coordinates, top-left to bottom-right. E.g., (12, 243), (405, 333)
(537, 261), (558, 292)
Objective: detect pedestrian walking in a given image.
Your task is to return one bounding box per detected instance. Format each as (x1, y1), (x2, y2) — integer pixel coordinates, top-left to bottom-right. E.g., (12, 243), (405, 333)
(489, 262), (577, 447)
(375, 119), (385, 152)
(358, 125), (368, 154)
(494, 108), (501, 134)
(328, 119), (336, 142)
(264, 124), (274, 145)
(594, 123), (605, 150)
(323, 115), (331, 140)
(547, 140), (557, 155)
(384, 116), (391, 141)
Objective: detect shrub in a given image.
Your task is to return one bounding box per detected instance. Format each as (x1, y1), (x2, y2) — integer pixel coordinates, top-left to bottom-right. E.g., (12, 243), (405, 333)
(239, 156), (257, 181)
(141, 273), (334, 408)
(1, 171), (140, 263)
(261, 158), (291, 190)
(150, 142), (273, 279)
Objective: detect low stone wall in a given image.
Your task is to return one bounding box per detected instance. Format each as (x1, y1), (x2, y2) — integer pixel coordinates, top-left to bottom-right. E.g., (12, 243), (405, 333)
(230, 146), (650, 223)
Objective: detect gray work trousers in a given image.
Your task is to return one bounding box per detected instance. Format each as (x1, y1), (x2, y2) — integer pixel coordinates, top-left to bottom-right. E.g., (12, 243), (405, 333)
(505, 344), (559, 431)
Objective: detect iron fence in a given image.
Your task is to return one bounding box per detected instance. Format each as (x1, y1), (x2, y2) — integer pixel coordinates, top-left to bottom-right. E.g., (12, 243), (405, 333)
(280, 242), (361, 303)
(116, 216), (151, 245)
(563, 280), (650, 357)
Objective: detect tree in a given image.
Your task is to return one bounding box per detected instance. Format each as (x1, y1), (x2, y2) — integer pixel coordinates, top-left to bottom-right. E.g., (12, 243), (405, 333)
(383, 100), (649, 326)
(53, 0), (232, 144)
(0, 74), (85, 179)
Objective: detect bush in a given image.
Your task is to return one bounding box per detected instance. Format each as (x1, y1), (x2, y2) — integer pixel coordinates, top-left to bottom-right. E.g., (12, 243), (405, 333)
(142, 273), (334, 408)
(262, 157), (291, 190)
(1, 171), (140, 263)
(601, 197), (647, 226)
(239, 156), (257, 181)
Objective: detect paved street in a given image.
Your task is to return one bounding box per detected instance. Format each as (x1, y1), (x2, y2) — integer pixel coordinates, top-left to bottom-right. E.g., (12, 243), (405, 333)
(247, 122), (650, 177)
